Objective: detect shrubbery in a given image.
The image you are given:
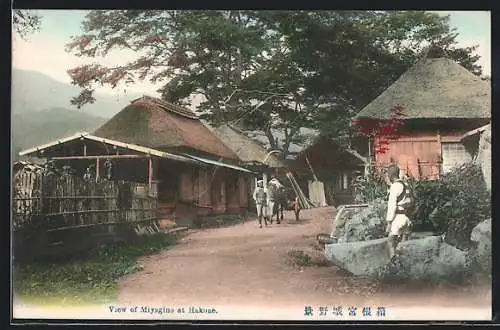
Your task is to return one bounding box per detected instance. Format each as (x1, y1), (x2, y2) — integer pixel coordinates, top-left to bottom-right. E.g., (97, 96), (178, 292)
(352, 171), (388, 203)
(413, 163), (491, 249)
(352, 162), (491, 250)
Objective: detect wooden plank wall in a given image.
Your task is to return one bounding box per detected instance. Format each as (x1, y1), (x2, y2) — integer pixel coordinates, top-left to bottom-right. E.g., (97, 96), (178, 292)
(374, 134), (441, 180)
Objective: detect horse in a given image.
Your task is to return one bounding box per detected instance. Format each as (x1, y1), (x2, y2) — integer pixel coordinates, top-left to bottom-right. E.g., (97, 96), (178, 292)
(267, 179), (301, 224)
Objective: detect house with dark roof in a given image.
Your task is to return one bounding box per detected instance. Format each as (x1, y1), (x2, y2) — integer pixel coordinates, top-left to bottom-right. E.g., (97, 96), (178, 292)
(287, 135), (367, 206)
(210, 123), (368, 207)
(354, 54), (491, 179)
(18, 96), (256, 226)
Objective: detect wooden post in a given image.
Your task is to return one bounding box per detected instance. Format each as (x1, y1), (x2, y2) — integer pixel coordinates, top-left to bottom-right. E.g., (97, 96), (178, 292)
(148, 156), (153, 190)
(305, 155), (318, 181)
(367, 136), (372, 175)
(436, 130), (442, 178)
(96, 157), (100, 182)
(83, 144), (87, 156)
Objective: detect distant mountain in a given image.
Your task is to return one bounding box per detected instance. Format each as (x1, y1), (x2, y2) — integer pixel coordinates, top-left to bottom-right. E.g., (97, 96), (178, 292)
(12, 69), (144, 118)
(12, 107), (107, 162)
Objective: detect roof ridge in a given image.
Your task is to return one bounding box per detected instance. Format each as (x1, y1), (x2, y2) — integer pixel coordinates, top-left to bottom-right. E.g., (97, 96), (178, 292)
(132, 95), (199, 120)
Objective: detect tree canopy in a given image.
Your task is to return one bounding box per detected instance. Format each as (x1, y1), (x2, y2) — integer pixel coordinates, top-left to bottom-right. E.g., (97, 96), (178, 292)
(13, 9), (42, 40)
(67, 10), (483, 158)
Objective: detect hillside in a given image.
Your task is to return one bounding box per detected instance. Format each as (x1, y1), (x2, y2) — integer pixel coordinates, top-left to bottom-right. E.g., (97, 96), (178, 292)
(12, 69), (143, 118)
(12, 107), (107, 162)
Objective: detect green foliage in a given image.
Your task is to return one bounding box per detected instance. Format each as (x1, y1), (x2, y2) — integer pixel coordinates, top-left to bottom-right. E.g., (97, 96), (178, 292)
(13, 10), (42, 40)
(350, 163), (490, 250)
(352, 171), (388, 203)
(412, 163), (490, 249)
(13, 233), (181, 306)
(67, 10), (484, 157)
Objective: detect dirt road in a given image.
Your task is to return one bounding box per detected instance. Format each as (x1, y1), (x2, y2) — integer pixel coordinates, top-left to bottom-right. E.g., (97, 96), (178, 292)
(117, 207), (491, 320)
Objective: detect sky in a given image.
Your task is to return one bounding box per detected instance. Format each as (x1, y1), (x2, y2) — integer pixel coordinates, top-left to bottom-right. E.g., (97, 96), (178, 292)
(12, 10), (491, 98)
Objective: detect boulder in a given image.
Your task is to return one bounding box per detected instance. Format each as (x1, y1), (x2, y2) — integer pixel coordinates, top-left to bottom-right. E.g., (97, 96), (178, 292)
(471, 218), (491, 242)
(336, 199), (387, 243)
(382, 236), (468, 283)
(477, 126), (491, 191)
(324, 237), (391, 279)
(470, 218), (491, 274)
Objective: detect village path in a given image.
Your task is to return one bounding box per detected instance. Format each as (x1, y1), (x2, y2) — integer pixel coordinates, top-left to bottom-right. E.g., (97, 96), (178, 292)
(117, 207), (491, 320)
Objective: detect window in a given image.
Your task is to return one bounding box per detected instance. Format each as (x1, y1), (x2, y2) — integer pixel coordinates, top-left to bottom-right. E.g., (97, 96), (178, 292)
(342, 172), (349, 190)
(441, 142), (472, 173)
(338, 172), (349, 190)
(220, 182), (225, 203)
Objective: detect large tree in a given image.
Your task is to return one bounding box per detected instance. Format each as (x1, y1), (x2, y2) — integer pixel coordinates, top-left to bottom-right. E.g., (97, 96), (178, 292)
(13, 9), (41, 40)
(67, 10), (483, 158)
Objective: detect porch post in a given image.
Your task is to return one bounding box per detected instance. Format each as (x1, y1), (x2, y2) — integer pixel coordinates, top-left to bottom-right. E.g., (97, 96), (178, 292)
(367, 136), (372, 176)
(96, 157), (100, 182)
(436, 129), (442, 179)
(148, 156), (153, 189)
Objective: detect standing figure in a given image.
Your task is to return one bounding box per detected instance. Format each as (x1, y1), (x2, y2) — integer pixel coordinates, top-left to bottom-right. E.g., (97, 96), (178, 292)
(253, 180), (268, 228)
(385, 164), (413, 258)
(267, 176), (285, 224)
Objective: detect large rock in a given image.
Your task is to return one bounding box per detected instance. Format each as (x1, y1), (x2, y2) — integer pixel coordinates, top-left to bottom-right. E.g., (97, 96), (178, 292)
(324, 237), (391, 279)
(471, 218), (491, 242)
(477, 126), (491, 191)
(383, 236), (469, 283)
(336, 199), (387, 243)
(470, 218), (491, 274)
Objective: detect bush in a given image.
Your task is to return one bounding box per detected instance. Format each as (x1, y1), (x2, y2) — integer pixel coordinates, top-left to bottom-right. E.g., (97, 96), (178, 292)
(350, 163), (491, 250)
(414, 163), (491, 250)
(351, 171), (388, 203)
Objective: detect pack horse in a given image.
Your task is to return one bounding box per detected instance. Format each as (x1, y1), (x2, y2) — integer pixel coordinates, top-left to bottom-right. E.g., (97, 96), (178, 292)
(267, 177), (301, 224)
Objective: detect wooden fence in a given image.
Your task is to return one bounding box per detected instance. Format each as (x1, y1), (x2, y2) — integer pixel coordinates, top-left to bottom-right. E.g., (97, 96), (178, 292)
(12, 170), (159, 257)
(13, 171), (158, 231)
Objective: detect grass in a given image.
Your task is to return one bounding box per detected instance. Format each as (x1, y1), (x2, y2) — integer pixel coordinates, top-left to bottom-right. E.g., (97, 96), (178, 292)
(13, 232), (182, 307)
(192, 213), (249, 229)
(287, 249), (332, 268)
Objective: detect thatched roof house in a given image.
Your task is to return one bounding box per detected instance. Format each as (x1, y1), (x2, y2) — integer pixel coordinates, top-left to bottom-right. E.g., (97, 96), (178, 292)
(207, 123), (286, 169)
(94, 96), (238, 161)
(354, 55), (491, 180)
(355, 57), (491, 121)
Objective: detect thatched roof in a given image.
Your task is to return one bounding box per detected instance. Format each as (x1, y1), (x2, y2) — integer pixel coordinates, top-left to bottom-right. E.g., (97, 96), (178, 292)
(294, 135), (367, 166)
(355, 57), (491, 120)
(461, 123), (491, 142)
(207, 123), (286, 168)
(93, 96), (238, 160)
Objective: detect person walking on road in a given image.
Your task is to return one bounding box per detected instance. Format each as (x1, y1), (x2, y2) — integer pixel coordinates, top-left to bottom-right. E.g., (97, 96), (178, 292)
(253, 180), (269, 228)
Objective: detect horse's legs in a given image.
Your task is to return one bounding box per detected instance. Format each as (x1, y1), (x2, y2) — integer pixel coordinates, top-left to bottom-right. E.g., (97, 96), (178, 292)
(269, 201), (275, 224)
(263, 204), (269, 226)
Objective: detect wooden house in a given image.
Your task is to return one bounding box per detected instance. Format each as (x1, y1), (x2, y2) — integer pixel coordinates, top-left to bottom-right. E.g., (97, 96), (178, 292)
(208, 123), (287, 211)
(288, 135), (367, 206)
(18, 96), (255, 226)
(354, 54), (491, 179)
